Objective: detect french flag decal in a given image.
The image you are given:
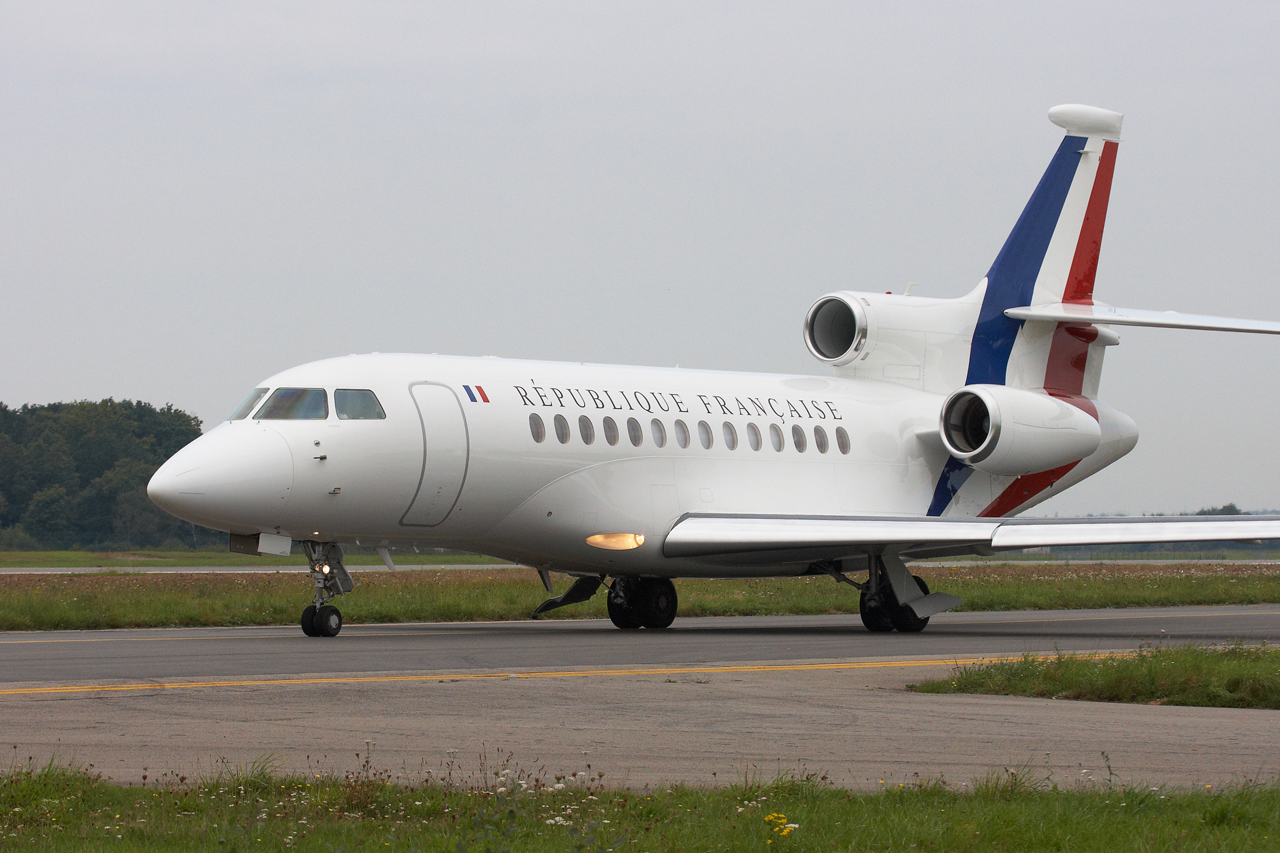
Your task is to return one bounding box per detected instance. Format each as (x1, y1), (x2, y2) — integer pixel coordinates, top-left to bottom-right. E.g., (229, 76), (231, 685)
(462, 385), (490, 403)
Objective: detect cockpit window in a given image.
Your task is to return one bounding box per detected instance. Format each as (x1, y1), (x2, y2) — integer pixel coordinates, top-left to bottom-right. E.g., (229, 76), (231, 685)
(229, 388), (269, 421)
(255, 388), (329, 420)
(335, 389), (386, 420)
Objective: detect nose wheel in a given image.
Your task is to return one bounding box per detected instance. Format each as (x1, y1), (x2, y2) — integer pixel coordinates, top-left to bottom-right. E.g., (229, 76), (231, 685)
(300, 542), (353, 637)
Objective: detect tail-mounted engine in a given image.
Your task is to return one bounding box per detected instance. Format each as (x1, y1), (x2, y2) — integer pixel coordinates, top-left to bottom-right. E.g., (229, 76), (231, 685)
(802, 293), (870, 367)
(939, 385), (1101, 476)
(801, 288), (985, 393)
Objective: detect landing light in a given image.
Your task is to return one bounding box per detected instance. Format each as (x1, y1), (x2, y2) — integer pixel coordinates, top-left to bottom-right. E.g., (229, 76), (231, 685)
(585, 533), (645, 551)
(317, 563), (331, 575)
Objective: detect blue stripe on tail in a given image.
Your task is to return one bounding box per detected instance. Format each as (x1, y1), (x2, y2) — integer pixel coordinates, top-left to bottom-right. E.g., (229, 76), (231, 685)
(965, 136), (1085, 386)
(927, 136), (1085, 517)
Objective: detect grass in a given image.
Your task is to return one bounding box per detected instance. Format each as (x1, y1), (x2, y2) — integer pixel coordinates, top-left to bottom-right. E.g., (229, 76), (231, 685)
(2, 562), (1280, 631)
(912, 643), (1280, 709)
(3, 754), (1280, 852)
(0, 550), (502, 569)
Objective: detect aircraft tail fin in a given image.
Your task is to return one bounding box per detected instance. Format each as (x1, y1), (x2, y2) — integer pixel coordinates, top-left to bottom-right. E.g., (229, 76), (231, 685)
(967, 104), (1123, 396)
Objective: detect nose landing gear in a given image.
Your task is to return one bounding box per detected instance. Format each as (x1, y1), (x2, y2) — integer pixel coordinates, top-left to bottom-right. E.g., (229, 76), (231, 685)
(300, 542), (353, 637)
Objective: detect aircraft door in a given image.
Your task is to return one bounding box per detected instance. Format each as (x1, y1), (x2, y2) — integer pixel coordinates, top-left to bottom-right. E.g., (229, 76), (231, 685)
(400, 384), (469, 527)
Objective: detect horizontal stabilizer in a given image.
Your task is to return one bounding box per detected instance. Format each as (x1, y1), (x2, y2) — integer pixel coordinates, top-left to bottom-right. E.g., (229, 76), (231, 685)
(663, 514), (1280, 561)
(1005, 303), (1280, 335)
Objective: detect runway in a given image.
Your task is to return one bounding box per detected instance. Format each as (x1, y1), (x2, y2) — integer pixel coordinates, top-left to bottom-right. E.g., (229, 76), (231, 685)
(2, 606), (1277, 789)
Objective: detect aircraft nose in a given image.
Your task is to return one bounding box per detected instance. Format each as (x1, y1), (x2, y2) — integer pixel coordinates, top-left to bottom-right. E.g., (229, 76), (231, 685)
(148, 423), (294, 531)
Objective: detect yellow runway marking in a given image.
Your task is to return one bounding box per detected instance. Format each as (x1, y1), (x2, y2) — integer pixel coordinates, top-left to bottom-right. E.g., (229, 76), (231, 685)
(0, 651), (1151, 697)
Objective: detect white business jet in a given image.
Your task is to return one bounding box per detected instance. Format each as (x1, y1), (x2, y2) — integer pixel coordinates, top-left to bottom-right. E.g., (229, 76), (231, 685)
(148, 105), (1280, 638)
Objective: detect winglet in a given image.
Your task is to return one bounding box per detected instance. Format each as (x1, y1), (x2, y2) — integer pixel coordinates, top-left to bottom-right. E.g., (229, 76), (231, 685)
(1048, 104), (1123, 141)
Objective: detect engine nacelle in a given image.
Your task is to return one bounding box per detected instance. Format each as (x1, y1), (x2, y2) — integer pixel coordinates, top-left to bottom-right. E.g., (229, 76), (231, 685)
(939, 385), (1102, 476)
(802, 293), (870, 367)
(801, 288), (986, 393)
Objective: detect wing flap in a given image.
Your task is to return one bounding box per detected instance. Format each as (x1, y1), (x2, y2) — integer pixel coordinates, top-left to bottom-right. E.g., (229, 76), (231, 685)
(662, 515), (999, 559)
(992, 516), (1280, 548)
(663, 513), (1280, 562)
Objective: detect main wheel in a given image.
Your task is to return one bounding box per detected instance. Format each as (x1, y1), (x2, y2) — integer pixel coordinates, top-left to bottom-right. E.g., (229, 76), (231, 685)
(859, 591), (895, 632)
(889, 575), (931, 633)
(314, 604), (343, 637)
(607, 578), (644, 629)
(638, 578), (677, 630)
(300, 605), (319, 637)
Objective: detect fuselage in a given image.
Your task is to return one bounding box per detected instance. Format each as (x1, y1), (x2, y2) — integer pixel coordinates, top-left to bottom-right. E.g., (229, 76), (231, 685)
(147, 351), (1136, 578)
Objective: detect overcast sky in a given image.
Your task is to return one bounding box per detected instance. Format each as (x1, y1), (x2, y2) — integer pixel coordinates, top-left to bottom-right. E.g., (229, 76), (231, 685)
(2, 2), (1278, 517)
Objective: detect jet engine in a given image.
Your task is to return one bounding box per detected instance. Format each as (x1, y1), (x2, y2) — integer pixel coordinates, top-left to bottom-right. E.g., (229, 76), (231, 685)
(802, 293), (869, 367)
(939, 385), (1102, 476)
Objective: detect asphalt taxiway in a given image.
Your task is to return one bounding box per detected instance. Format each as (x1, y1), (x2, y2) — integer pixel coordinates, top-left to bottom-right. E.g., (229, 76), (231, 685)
(2, 606), (1277, 789)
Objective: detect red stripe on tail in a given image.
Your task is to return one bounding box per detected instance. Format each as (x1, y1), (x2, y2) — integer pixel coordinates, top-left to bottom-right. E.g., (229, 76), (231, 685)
(978, 461), (1080, 518)
(1062, 140), (1118, 305)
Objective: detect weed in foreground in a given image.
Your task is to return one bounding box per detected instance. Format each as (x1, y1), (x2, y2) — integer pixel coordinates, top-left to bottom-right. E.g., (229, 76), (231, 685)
(3, 754), (1280, 851)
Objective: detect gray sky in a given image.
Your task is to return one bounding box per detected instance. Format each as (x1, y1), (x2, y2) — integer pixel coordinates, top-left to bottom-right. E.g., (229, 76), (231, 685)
(3, 2), (1279, 517)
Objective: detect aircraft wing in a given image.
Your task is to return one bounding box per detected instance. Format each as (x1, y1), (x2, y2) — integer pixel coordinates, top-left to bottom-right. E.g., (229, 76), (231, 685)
(662, 514), (1280, 563)
(1004, 303), (1280, 335)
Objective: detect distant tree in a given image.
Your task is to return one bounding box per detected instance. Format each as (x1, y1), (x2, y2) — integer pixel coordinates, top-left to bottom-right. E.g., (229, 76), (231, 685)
(9, 431), (78, 518)
(1195, 503), (1243, 516)
(0, 399), (212, 549)
(22, 485), (74, 548)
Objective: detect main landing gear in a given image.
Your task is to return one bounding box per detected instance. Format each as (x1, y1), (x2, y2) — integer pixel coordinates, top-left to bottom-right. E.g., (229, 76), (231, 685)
(858, 572), (931, 633)
(300, 542), (354, 637)
(606, 577), (677, 630)
(531, 573), (678, 629)
(816, 553), (960, 634)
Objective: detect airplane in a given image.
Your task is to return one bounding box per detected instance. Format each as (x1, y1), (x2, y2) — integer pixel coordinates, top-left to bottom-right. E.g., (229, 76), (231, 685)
(148, 104), (1280, 638)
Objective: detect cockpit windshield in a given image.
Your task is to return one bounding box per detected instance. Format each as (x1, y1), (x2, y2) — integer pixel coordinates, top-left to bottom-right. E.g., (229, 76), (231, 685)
(255, 388), (329, 420)
(335, 389), (386, 420)
(229, 388), (269, 420)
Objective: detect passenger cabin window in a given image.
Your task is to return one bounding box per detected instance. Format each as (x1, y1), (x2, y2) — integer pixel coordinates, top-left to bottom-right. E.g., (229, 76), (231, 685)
(814, 425), (829, 454)
(722, 422), (738, 450)
(836, 426), (851, 455)
(650, 419), (667, 448)
(770, 424), (784, 452)
(230, 388), (268, 420)
(335, 389), (386, 420)
(603, 417), (619, 446)
(554, 414), (570, 444)
(529, 413), (546, 443)
(698, 420), (713, 449)
(746, 423), (762, 451)
(792, 424), (807, 452)
(627, 417), (643, 447)
(674, 419), (690, 448)
(256, 388), (328, 420)
(579, 415), (595, 445)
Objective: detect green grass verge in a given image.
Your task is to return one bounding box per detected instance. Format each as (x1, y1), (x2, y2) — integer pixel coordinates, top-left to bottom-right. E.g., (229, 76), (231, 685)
(923, 561), (1280, 610)
(0, 550), (502, 569)
(3, 759), (1279, 852)
(912, 643), (1280, 709)
(2, 564), (1280, 631)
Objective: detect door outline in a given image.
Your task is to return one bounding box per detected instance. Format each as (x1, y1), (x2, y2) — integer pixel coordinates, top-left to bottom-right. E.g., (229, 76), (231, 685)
(399, 382), (470, 527)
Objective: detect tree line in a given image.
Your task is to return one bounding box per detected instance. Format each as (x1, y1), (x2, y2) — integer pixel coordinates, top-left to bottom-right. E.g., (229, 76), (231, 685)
(0, 399), (225, 550)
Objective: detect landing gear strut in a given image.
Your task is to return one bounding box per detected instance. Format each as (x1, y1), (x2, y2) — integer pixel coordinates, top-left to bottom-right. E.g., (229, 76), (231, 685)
(607, 577), (677, 630)
(818, 555), (940, 634)
(301, 542), (353, 637)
